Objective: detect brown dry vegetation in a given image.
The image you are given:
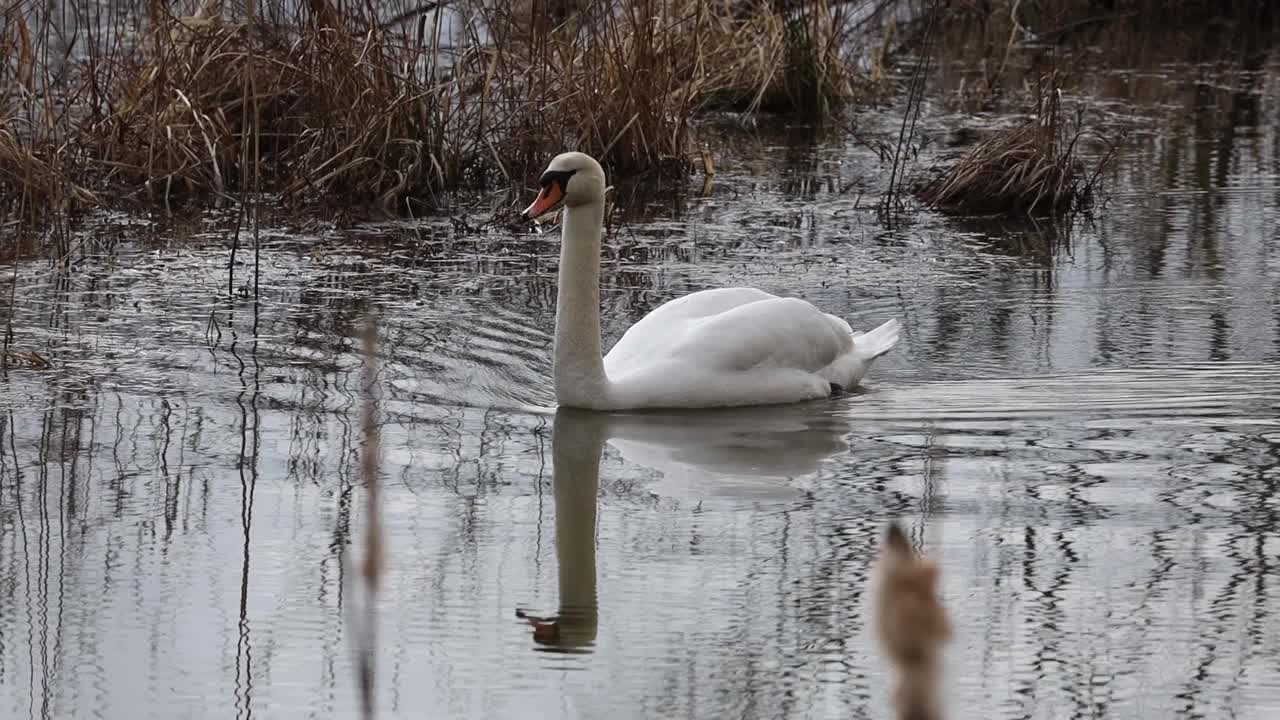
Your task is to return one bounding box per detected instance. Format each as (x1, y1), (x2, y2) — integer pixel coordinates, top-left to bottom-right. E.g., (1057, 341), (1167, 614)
(919, 73), (1116, 216)
(1, 0), (889, 223)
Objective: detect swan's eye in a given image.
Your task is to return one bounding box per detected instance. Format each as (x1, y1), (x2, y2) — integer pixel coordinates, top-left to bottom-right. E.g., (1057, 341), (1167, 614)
(539, 169), (577, 193)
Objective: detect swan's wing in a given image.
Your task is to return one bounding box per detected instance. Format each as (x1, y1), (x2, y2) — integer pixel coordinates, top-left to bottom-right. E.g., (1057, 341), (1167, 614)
(606, 295), (852, 377)
(604, 287), (779, 371)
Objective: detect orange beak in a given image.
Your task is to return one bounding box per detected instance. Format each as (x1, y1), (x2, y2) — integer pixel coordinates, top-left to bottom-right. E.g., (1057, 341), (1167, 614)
(521, 181), (564, 220)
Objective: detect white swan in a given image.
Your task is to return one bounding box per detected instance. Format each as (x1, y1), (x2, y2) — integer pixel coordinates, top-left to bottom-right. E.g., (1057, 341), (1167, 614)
(522, 151), (902, 411)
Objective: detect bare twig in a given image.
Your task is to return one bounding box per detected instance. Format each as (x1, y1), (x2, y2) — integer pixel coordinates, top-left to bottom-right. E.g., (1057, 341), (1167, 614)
(884, 0), (940, 219)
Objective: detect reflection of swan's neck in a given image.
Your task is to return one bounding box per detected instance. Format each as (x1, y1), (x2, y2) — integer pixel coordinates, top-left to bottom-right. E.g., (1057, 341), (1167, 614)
(549, 411), (604, 647)
(554, 200), (609, 408)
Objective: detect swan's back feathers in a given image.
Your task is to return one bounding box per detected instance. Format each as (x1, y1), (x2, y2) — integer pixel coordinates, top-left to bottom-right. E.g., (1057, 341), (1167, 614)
(606, 294), (850, 379)
(638, 287), (778, 322)
(603, 287), (781, 373)
(709, 298), (851, 373)
(594, 285), (899, 409)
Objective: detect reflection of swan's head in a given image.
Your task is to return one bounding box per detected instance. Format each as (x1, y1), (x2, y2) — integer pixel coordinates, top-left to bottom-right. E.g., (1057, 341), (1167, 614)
(521, 152), (607, 220)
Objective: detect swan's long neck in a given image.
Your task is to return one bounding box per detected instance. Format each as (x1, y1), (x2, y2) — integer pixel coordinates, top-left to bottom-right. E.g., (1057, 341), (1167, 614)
(554, 199), (609, 408)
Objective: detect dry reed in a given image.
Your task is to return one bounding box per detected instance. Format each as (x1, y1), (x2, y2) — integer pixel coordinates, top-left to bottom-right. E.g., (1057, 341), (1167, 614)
(92, 5), (473, 211)
(874, 521), (951, 720)
(1, 127), (99, 215)
(692, 0), (879, 115)
(918, 73), (1114, 215)
(3, 0), (886, 222)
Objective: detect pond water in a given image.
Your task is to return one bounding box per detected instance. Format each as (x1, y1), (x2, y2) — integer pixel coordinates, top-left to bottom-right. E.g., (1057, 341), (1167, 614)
(3, 21), (1280, 720)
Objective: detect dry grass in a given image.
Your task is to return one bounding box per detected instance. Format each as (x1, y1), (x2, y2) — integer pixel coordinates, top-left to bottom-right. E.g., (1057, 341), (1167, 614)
(693, 0), (884, 115)
(92, 4), (500, 212)
(2, 1), (96, 223)
(480, 0), (700, 181)
(1, 126), (98, 215)
(2, 0), (889, 223)
(918, 73), (1114, 216)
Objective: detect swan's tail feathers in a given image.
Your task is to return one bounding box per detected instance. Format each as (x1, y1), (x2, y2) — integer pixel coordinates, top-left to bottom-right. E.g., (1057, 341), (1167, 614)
(855, 318), (901, 361)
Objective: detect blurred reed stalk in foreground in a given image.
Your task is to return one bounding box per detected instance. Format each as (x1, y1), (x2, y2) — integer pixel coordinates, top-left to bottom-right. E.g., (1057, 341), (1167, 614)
(874, 521), (952, 720)
(347, 315), (385, 719)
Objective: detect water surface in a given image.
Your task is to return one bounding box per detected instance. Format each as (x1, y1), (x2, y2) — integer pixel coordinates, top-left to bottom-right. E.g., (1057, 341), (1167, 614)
(3, 25), (1280, 720)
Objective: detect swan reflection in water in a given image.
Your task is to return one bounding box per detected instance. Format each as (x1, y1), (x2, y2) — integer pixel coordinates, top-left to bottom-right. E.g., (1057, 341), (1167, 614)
(518, 402), (855, 653)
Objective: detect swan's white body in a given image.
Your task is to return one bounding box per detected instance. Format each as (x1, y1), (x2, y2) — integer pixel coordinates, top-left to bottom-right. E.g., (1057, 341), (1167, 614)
(601, 287), (900, 409)
(525, 152), (901, 411)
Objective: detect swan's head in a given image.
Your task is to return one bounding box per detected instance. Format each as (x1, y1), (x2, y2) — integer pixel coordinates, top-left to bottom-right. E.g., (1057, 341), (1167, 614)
(521, 152), (607, 220)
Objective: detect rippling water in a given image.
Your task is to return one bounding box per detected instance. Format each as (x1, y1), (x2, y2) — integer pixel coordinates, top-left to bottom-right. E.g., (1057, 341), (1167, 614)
(4, 23), (1280, 720)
